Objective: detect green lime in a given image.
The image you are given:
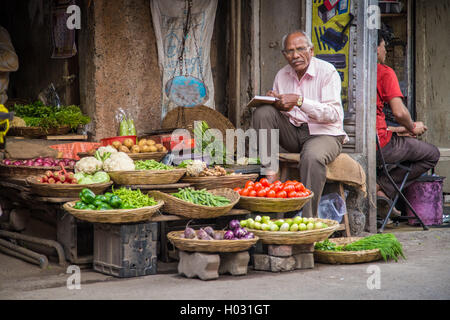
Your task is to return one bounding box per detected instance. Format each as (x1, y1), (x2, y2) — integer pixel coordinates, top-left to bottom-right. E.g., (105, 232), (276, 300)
(275, 219), (285, 227)
(299, 223), (307, 231)
(306, 223), (314, 230)
(285, 218), (294, 226)
(290, 223), (299, 232)
(280, 223), (290, 232)
(254, 222), (262, 230)
(270, 224), (279, 231)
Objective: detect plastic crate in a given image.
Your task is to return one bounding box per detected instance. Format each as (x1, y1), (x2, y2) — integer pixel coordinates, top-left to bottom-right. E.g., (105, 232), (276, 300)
(93, 222), (158, 278)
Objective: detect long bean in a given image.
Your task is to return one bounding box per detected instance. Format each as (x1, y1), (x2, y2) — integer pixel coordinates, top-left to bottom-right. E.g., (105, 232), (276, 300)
(171, 187), (231, 207)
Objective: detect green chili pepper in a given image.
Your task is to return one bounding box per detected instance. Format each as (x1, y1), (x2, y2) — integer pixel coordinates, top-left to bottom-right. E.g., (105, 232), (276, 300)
(120, 203), (136, 209)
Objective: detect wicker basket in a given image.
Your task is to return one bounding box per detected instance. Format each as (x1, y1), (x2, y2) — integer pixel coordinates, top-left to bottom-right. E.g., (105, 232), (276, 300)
(78, 151), (168, 162)
(148, 188), (240, 219)
(237, 192), (314, 213)
(247, 218), (339, 245)
(8, 126), (72, 138)
(314, 237), (383, 264)
(62, 200), (164, 224)
(26, 176), (113, 198)
(0, 163), (74, 179)
(180, 173), (258, 190)
(167, 230), (259, 253)
(107, 168), (186, 185)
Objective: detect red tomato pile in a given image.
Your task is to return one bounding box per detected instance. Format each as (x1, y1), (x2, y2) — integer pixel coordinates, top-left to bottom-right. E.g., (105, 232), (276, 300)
(234, 178), (312, 198)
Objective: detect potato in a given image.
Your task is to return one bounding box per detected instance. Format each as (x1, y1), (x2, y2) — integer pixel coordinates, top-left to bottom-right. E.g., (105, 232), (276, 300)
(142, 145), (152, 153)
(112, 141), (122, 150)
(131, 145), (140, 154)
(138, 139), (147, 147)
(155, 144), (164, 152)
(146, 139), (156, 146)
(148, 145), (158, 152)
(161, 146), (167, 152)
(119, 145), (130, 153)
(123, 138), (134, 149)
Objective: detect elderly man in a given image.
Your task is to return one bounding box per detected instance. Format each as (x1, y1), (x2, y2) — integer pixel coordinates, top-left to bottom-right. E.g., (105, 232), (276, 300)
(376, 33), (440, 216)
(0, 25), (19, 105)
(252, 30), (347, 218)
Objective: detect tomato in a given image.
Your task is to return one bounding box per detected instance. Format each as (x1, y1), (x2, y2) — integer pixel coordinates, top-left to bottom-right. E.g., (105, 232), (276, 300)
(241, 188), (250, 197)
(276, 190), (287, 198)
(288, 191), (298, 198)
(259, 178), (270, 187)
(234, 187), (242, 193)
(253, 182), (263, 191)
(245, 181), (255, 189)
(266, 190), (276, 198)
(298, 192), (307, 197)
(248, 190), (257, 197)
(283, 184), (295, 193)
(273, 180), (282, 186)
(257, 189), (267, 197)
(273, 185), (283, 193)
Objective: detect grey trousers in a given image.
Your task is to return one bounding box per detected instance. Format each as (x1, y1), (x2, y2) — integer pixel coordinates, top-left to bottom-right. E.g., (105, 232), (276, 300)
(377, 133), (440, 199)
(252, 105), (344, 218)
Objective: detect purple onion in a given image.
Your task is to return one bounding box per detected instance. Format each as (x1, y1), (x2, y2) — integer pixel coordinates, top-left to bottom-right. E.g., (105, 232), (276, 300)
(25, 160), (34, 166)
(34, 158), (43, 165)
(3, 159), (11, 165)
(234, 227), (247, 239)
(224, 230), (234, 240)
(13, 161), (22, 166)
(42, 162), (53, 167)
(229, 219), (241, 230)
(68, 160), (76, 167)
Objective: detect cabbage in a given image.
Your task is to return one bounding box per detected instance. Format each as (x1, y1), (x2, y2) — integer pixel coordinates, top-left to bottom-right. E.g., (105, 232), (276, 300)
(92, 171), (110, 183)
(78, 176), (95, 185)
(74, 172), (85, 181)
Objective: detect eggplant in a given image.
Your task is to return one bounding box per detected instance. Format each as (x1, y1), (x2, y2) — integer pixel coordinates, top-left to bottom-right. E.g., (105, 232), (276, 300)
(203, 226), (215, 237)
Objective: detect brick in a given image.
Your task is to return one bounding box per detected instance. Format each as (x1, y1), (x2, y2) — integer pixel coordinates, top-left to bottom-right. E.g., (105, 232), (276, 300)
(253, 254), (271, 271)
(178, 251), (220, 280)
(293, 253), (314, 269)
(254, 242), (268, 254)
(219, 251), (250, 276)
(268, 245), (292, 257)
(269, 256), (296, 272)
(292, 244), (315, 254)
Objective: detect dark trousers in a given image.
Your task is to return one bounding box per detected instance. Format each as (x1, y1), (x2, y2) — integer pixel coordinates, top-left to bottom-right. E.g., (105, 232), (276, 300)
(377, 133), (440, 199)
(252, 105), (344, 218)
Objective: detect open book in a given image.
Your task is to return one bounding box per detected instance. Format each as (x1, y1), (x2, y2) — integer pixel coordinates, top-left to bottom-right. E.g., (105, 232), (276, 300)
(246, 95), (279, 108)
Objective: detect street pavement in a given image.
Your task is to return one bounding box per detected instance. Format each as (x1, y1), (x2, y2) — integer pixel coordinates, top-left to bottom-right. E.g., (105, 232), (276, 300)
(1, 227), (450, 300)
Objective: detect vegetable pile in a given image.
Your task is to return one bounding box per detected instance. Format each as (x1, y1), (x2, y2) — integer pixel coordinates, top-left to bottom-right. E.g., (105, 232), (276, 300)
(2, 157), (75, 168)
(235, 178), (312, 198)
(180, 220), (255, 240)
(242, 215), (329, 232)
(36, 169), (77, 185)
(73, 187), (158, 210)
(108, 138), (167, 154)
(134, 160), (174, 171)
(314, 233), (406, 262)
(171, 188), (231, 207)
(12, 101), (90, 130)
(73, 171), (110, 184)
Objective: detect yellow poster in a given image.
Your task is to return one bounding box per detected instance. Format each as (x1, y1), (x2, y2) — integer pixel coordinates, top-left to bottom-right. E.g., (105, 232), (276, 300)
(311, 0), (352, 111)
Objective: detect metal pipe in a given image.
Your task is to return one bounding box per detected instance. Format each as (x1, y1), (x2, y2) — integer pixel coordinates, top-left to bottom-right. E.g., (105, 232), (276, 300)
(0, 244), (43, 267)
(0, 230), (66, 266)
(0, 238), (48, 269)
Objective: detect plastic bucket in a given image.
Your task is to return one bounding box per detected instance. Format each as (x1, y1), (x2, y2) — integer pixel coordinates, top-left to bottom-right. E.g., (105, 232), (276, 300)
(405, 175), (445, 226)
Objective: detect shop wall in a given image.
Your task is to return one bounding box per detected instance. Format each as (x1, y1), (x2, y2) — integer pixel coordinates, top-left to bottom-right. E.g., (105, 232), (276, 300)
(415, 0), (450, 191)
(79, 0), (161, 140)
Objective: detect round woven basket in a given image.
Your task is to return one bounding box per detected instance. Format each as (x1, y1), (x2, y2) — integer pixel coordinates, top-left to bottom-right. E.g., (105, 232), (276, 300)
(62, 200), (164, 224)
(237, 192), (314, 213)
(314, 237), (383, 264)
(180, 173), (258, 190)
(8, 126), (72, 138)
(0, 163), (74, 179)
(167, 230), (259, 253)
(26, 176), (113, 198)
(107, 168), (186, 185)
(247, 218), (339, 245)
(148, 188), (240, 219)
(78, 151), (168, 162)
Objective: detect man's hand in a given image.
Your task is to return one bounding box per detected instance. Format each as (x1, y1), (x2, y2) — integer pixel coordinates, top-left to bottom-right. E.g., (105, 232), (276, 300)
(270, 93), (300, 112)
(411, 121), (427, 136)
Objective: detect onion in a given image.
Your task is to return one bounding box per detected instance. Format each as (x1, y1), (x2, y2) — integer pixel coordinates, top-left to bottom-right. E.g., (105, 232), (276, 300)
(68, 160), (76, 167)
(224, 230), (234, 240)
(229, 219), (241, 230)
(13, 161), (22, 166)
(34, 159), (43, 165)
(42, 162), (53, 167)
(25, 160), (34, 166)
(3, 159), (11, 165)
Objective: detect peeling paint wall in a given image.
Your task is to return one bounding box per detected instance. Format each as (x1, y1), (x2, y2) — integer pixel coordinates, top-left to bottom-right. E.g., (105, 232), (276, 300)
(415, 0), (450, 191)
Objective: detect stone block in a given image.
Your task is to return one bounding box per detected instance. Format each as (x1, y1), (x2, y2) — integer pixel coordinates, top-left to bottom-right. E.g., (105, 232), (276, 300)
(253, 254), (271, 271)
(219, 251), (250, 276)
(292, 244), (314, 254)
(268, 245), (292, 257)
(269, 256), (296, 272)
(293, 253), (314, 269)
(178, 251), (220, 280)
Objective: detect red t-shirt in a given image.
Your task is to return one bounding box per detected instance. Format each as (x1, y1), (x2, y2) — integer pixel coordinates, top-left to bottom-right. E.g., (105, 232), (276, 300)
(376, 64), (404, 148)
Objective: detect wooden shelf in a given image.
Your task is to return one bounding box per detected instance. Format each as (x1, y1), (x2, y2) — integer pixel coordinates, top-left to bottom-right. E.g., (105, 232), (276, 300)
(381, 13), (406, 18)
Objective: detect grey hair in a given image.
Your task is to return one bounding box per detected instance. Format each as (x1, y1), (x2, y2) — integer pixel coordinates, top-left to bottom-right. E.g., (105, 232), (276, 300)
(281, 30), (314, 50)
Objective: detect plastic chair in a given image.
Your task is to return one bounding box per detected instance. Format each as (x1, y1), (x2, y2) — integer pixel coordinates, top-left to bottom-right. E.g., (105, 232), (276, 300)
(376, 134), (428, 233)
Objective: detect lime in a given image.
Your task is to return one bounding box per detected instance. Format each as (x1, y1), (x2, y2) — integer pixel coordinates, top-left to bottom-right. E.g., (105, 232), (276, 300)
(299, 223), (307, 231)
(306, 223), (314, 230)
(254, 222), (262, 230)
(262, 216), (271, 224)
(314, 222), (323, 229)
(285, 218), (294, 226)
(275, 219), (285, 227)
(270, 224), (279, 231)
(261, 223), (270, 231)
(248, 220), (255, 229)
(240, 220), (248, 227)
(289, 223), (299, 232)
(280, 223), (290, 232)
(293, 216), (303, 225)
(255, 215), (262, 222)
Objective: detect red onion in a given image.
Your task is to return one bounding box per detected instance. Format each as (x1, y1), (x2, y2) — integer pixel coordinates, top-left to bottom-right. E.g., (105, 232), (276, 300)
(13, 161), (22, 166)
(68, 160), (76, 167)
(25, 160), (34, 166)
(3, 159), (11, 165)
(42, 162), (53, 167)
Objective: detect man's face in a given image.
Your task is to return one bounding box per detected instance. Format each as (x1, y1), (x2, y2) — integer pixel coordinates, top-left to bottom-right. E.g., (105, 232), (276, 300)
(377, 39), (386, 64)
(283, 33), (314, 74)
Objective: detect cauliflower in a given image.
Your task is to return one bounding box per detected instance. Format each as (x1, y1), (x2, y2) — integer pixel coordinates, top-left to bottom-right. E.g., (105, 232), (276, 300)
(186, 160), (207, 177)
(97, 146), (117, 157)
(74, 156), (103, 175)
(102, 152), (135, 172)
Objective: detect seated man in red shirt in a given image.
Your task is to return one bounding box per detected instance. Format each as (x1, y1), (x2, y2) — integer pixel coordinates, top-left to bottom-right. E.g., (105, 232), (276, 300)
(376, 33), (440, 216)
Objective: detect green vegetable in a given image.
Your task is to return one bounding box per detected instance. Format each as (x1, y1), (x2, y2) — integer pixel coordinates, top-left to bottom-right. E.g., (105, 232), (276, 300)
(94, 151), (112, 163)
(92, 171), (110, 183)
(134, 160), (174, 171)
(112, 187), (157, 208)
(119, 119), (129, 136)
(194, 121), (227, 165)
(95, 195), (108, 203)
(86, 204), (96, 210)
(109, 195), (122, 208)
(120, 203), (136, 209)
(104, 192), (114, 202)
(93, 199), (106, 208)
(97, 203), (112, 210)
(343, 233), (406, 262)
(79, 176), (95, 185)
(73, 201), (87, 210)
(79, 189), (96, 204)
(171, 188), (231, 207)
(74, 172), (85, 181)
(177, 160), (194, 168)
(315, 239), (343, 251)
(127, 119), (136, 135)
